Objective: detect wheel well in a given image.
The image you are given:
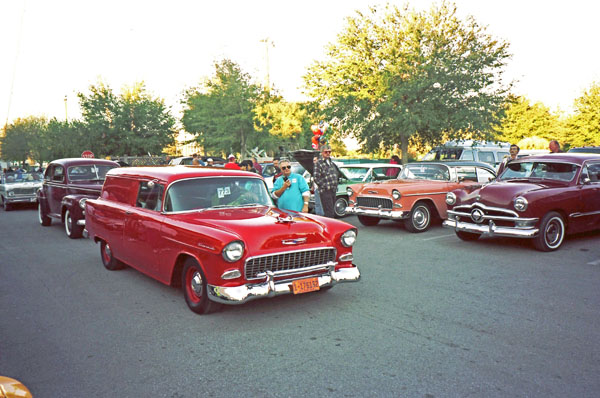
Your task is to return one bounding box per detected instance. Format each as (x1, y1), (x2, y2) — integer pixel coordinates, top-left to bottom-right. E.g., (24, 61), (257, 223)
(170, 254), (197, 288)
(548, 209), (569, 229)
(413, 199), (440, 220)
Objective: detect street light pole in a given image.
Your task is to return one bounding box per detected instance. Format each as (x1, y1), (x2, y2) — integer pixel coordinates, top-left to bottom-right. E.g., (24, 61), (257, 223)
(64, 95), (68, 121)
(260, 38), (275, 93)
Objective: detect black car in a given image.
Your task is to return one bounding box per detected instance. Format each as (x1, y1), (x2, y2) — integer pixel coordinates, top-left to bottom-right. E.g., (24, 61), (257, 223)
(568, 146), (600, 154)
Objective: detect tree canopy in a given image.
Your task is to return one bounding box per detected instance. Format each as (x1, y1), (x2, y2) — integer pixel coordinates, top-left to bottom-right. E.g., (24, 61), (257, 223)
(303, 2), (512, 163)
(567, 82), (600, 147)
(182, 60), (262, 157)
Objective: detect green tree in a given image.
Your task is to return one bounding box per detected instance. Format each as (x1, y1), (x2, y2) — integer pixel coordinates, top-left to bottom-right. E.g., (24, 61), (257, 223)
(303, 2), (512, 163)
(182, 59), (261, 157)
(254, 93), (312, 155)
(567, 82), (600, 147)
(0, 116), (46, 166)
(78, 81), (175, 157)
(495, 96), (564, 144)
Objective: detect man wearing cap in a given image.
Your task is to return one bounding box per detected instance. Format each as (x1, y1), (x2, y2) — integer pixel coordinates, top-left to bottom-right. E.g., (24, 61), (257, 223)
(206, 158), (214, 167)
(225, 154), (241, 170)
(313, 145), (338, 218)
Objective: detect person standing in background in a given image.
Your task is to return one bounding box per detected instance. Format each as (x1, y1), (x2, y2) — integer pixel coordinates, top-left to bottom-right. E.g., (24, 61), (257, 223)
(271, 159), (310, 212)
(313, 145), (338, 218)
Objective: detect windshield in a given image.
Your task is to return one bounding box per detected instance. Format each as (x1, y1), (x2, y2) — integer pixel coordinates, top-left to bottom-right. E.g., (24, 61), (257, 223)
(165, 177), (273, 212)
(341, 167), (369, 182)
(68, 164), (116, 181)
(500, 161), (579, 182)
(400, 164), (451, 181)
(2, 171), (43, 183)
(422, 148), (463, 161)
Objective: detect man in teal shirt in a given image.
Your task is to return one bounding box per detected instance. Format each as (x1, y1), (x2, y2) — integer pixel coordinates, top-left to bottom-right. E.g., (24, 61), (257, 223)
(271, 159), (310, 212)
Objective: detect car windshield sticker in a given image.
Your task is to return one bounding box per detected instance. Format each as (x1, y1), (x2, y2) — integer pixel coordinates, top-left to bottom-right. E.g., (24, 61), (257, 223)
(217, 186), (231, 198)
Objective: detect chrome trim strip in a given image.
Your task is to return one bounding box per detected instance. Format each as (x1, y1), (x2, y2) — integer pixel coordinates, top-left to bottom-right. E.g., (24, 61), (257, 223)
(443, 219), (539, 238)
(44, 182), (102, 194)
(447, 210), (538, 223)
(338, 253), (354, 262)
(570, 210), (600, 218)
(404, 192), (447, 197)
(346, 206), (408, 219)
(453, 203), (520, 217)
(207, 264), (361, 304)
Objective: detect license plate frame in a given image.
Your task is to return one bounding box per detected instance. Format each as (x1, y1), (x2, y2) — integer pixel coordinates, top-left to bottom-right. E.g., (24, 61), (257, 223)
(292, 277), (320, 294)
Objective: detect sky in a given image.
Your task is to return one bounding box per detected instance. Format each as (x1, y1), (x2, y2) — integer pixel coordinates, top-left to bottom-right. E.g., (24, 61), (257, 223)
(1, 0), (600, 128)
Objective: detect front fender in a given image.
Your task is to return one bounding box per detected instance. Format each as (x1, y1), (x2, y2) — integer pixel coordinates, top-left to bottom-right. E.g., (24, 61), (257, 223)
(61, 194), (92, 221)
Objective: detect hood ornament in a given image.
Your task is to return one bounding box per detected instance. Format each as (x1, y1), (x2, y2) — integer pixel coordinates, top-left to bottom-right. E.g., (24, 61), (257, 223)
(276, 214), (295, 223)
(282, 238), (307, 245)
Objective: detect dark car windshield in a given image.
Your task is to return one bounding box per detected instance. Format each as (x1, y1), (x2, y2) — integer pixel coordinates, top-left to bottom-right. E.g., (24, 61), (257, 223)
(2, 171), (43, 183)
(68, 164), (117, 181)
(399, 164), (451, 181)
(165, 177), (273, 212)
(500, 161), (579, 182)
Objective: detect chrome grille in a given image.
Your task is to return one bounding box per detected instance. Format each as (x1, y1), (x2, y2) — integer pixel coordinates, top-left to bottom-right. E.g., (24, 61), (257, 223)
(245, 248), (336, 280)
(12, 188), (36, 195)
(356, 196), (393, 209)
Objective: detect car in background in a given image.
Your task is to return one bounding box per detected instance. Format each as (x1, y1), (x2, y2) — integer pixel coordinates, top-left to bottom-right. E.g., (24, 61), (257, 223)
(169, 156), (226, 166)
(346, 161), (496, 232)
(568, 146), (600, 154)
(422, 140), (511, 168)
(443, 153), (600, 251)
(84, 166), (361, 315)
(37, 158), (119, 239)
(0, 170), (43, 211)
(332, 163), (403, 217)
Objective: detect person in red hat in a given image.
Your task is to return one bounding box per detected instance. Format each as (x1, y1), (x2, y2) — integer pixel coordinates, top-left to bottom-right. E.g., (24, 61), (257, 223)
(224, 154), (241, 170)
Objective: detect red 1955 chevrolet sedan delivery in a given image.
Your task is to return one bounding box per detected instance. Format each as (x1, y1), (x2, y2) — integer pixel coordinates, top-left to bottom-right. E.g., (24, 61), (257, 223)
(84, 166), (360, 314)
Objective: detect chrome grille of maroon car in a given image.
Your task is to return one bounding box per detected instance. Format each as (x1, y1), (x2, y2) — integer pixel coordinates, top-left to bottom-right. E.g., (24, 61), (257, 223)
(245, 247), (336, 280)
(356, 196), (393, 209)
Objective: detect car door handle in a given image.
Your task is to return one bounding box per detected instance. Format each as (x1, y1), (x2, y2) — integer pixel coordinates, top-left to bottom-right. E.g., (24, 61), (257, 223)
(125, 211), (132, 215)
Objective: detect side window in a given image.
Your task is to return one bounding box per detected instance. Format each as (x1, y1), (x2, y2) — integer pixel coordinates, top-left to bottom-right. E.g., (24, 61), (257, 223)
(52, 166), (65, 182)
(136, 181), (164, 211)
(476, 168), (496, 183)
(461, 150), (474, 161)
(455, 166), (477, 182)
(586, 163), (600, 183)
(477, 151), (495, 164)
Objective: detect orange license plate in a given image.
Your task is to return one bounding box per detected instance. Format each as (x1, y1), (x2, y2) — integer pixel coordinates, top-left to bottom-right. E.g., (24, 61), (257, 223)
(292, 277), (320, 294)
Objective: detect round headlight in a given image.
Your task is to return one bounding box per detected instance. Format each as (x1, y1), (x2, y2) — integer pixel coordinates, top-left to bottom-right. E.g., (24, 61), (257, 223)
(79, 198), (88, 209)
(341, 229), (357, 247)
(514, 196), (528, 212)
(446, 192), (457, 206)
(392, 189), (401, 200)
(222, 241), (244, 262)
(346, 187), (354, 196)
(8, 191), (15, 197)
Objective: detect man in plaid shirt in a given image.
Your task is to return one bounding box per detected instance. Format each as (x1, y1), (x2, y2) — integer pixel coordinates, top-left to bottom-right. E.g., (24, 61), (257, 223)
(313, 145), (338, 218)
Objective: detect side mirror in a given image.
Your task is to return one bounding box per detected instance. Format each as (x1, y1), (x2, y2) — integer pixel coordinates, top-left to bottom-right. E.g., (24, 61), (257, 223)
(582, 177), (591, 185)
(458, 176), (465, 182)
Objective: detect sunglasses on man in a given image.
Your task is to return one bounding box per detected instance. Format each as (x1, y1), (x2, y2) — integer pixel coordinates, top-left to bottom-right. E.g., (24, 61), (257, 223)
(281, 165), (291, 170)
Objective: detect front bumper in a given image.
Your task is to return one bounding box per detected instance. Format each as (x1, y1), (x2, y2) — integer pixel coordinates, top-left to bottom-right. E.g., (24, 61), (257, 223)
(346, 206), (407, 219)
(443, 219), (539, 238)
(5, 196), (37, 204)
(207, 262), (361, 304)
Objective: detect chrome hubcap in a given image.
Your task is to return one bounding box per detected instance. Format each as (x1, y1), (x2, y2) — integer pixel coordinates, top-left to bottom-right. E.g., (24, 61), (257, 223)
(413, 208), (428, 228)
(190, 271), (203, 298)
(545, 219), (562, 246)
(104, 244), (112, 260)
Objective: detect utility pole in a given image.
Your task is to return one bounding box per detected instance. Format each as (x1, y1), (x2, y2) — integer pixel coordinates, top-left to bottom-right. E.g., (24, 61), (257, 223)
(260, 38), (275, 93)
(64, 95), (68, 121)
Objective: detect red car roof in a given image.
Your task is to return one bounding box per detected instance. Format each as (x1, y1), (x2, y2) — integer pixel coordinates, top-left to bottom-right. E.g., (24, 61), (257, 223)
(107, 166), (262, 185)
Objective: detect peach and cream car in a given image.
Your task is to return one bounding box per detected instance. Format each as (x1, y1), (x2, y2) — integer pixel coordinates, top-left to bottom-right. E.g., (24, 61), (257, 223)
(346, 161), (496, 232)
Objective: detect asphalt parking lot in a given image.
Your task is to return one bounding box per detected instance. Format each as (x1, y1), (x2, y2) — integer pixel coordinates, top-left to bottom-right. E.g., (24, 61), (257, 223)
(1, 208), (600, 397)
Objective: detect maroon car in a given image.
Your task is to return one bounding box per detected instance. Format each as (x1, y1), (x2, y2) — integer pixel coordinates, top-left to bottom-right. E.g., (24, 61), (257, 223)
(37, 158), (119, 238)
(84, 166), (361, 314)
(443, 153), (600, 251)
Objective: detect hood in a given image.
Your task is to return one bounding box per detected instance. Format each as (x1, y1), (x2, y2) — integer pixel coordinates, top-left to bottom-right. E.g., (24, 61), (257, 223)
(292, 149), (347, 179)
(462, 180), (554, 208)
(3, 181), (43, 190)
(169, 205), (344, 252)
